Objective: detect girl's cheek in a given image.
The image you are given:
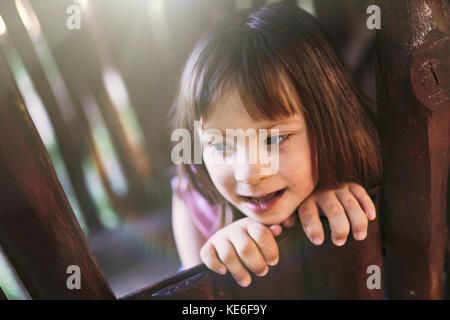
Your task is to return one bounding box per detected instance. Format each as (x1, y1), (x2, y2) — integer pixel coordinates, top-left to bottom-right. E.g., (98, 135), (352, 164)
(204, 161), (235, 196)
(280, 144), (317, 194)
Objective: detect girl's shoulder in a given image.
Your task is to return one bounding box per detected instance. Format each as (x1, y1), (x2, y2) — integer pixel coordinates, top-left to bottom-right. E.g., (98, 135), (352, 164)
(171, 175), (232, 239)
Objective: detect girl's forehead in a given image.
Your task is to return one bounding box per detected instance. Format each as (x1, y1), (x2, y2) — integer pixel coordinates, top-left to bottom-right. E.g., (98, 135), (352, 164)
(201, 107), (303, 132)
(202, 90), (252, 127)
(201, 87), (302, 130)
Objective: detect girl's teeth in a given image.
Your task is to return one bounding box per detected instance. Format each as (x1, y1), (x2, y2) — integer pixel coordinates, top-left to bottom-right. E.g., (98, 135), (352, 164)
(247, 190), (280, 203)
(250, 199), (265, 204)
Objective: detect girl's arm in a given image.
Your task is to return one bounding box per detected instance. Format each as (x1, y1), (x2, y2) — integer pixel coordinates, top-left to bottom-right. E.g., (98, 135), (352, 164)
(172, 192), (208, 269)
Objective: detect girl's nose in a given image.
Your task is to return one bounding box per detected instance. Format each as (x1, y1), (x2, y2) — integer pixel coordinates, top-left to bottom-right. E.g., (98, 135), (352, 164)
(234, 162), (264, 186)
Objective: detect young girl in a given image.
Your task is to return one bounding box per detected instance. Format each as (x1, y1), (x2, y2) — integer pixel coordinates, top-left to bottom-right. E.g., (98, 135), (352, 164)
(170, 3), (382, 288)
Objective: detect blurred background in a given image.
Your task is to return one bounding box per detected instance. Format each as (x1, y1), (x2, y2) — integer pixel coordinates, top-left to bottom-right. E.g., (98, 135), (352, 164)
(0, 0), (377, 299)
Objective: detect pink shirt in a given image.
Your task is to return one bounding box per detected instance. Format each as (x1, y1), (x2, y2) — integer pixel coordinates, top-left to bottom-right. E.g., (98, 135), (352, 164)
(171, 176), (226, 239)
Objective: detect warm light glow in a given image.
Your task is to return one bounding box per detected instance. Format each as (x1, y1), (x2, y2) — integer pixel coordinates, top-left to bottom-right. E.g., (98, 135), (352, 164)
(298, 0), (316, 16)
(103, 67), (130, 111)
(76, 0), (89, 10)
(15, 0), (41, 39)
(147, 0), (170, 51)
(0, 15), (7, 36)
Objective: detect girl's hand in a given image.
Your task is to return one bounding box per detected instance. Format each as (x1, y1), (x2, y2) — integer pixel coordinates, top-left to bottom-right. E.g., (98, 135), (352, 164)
(200, 217), (281, 287)
(275, 182), (376, 247)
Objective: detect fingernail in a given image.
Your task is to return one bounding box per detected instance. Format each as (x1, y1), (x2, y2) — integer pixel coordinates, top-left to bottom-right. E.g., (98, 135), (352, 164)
(239, 279), (250, 287)
(335, 238), (346, 246)
(268, 257), (279, 266)
(218, 267), (227, 274)
(356, 232), (366, 241)
(312, 237), (323, 246)
(256, 267), (269, 277)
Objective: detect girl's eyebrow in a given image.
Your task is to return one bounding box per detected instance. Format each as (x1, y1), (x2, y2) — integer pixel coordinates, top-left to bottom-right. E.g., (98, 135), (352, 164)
(202, 119), (301, 134)
(262, 119), (301, 129)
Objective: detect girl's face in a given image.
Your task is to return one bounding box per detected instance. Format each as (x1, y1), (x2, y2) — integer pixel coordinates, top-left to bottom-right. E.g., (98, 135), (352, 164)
(200, 89), (318, 225)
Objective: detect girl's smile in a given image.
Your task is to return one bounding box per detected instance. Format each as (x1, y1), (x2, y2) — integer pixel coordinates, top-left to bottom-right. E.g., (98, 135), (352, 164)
(200, 88), (319, 225)
(240, 188), (287, 214)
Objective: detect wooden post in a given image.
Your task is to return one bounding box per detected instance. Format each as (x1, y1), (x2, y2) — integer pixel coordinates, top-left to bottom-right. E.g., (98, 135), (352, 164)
(0, 50), (115, 299)
(375, 0), (449, 299)
(0, 0), (104, 231)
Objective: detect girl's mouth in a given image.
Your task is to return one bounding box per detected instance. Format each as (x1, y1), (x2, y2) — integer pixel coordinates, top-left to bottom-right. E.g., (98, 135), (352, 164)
(241, 188), (286, 213)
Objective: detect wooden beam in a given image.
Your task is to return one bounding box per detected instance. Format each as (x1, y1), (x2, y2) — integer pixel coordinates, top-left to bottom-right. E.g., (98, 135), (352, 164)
(0, 50), (115, 299)
(375, 0), (449, 299)
(0, 0), (103, 231)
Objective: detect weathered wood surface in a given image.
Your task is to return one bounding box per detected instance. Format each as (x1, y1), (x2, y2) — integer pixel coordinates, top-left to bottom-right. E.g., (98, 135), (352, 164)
(0, 50), (115, 299)
(375, 0), (449, 299)
(124, 187), (383, 300)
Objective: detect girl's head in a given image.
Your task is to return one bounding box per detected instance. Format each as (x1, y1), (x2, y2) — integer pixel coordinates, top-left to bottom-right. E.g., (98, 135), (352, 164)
(171, 3), (382, 225)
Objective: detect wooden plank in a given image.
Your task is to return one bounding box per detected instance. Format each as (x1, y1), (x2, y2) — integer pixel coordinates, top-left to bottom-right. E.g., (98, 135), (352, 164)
(0, 50), (115, 299)
(375, 0), (449, 299)
(0, 0), (103, 231)
(124, 187), (384, 299)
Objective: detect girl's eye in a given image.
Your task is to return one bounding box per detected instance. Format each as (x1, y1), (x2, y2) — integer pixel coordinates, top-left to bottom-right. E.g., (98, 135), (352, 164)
(211, 142), (232, 152)
(265, 134), (290, 145)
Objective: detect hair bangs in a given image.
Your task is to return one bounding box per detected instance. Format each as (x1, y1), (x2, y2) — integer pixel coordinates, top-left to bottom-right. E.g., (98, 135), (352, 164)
(237, 60), (303, 122)
(196, 30), (303, 124)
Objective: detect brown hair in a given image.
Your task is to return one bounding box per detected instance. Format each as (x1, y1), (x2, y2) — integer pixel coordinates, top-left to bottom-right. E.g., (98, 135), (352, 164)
(170, 3), (382, 213)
